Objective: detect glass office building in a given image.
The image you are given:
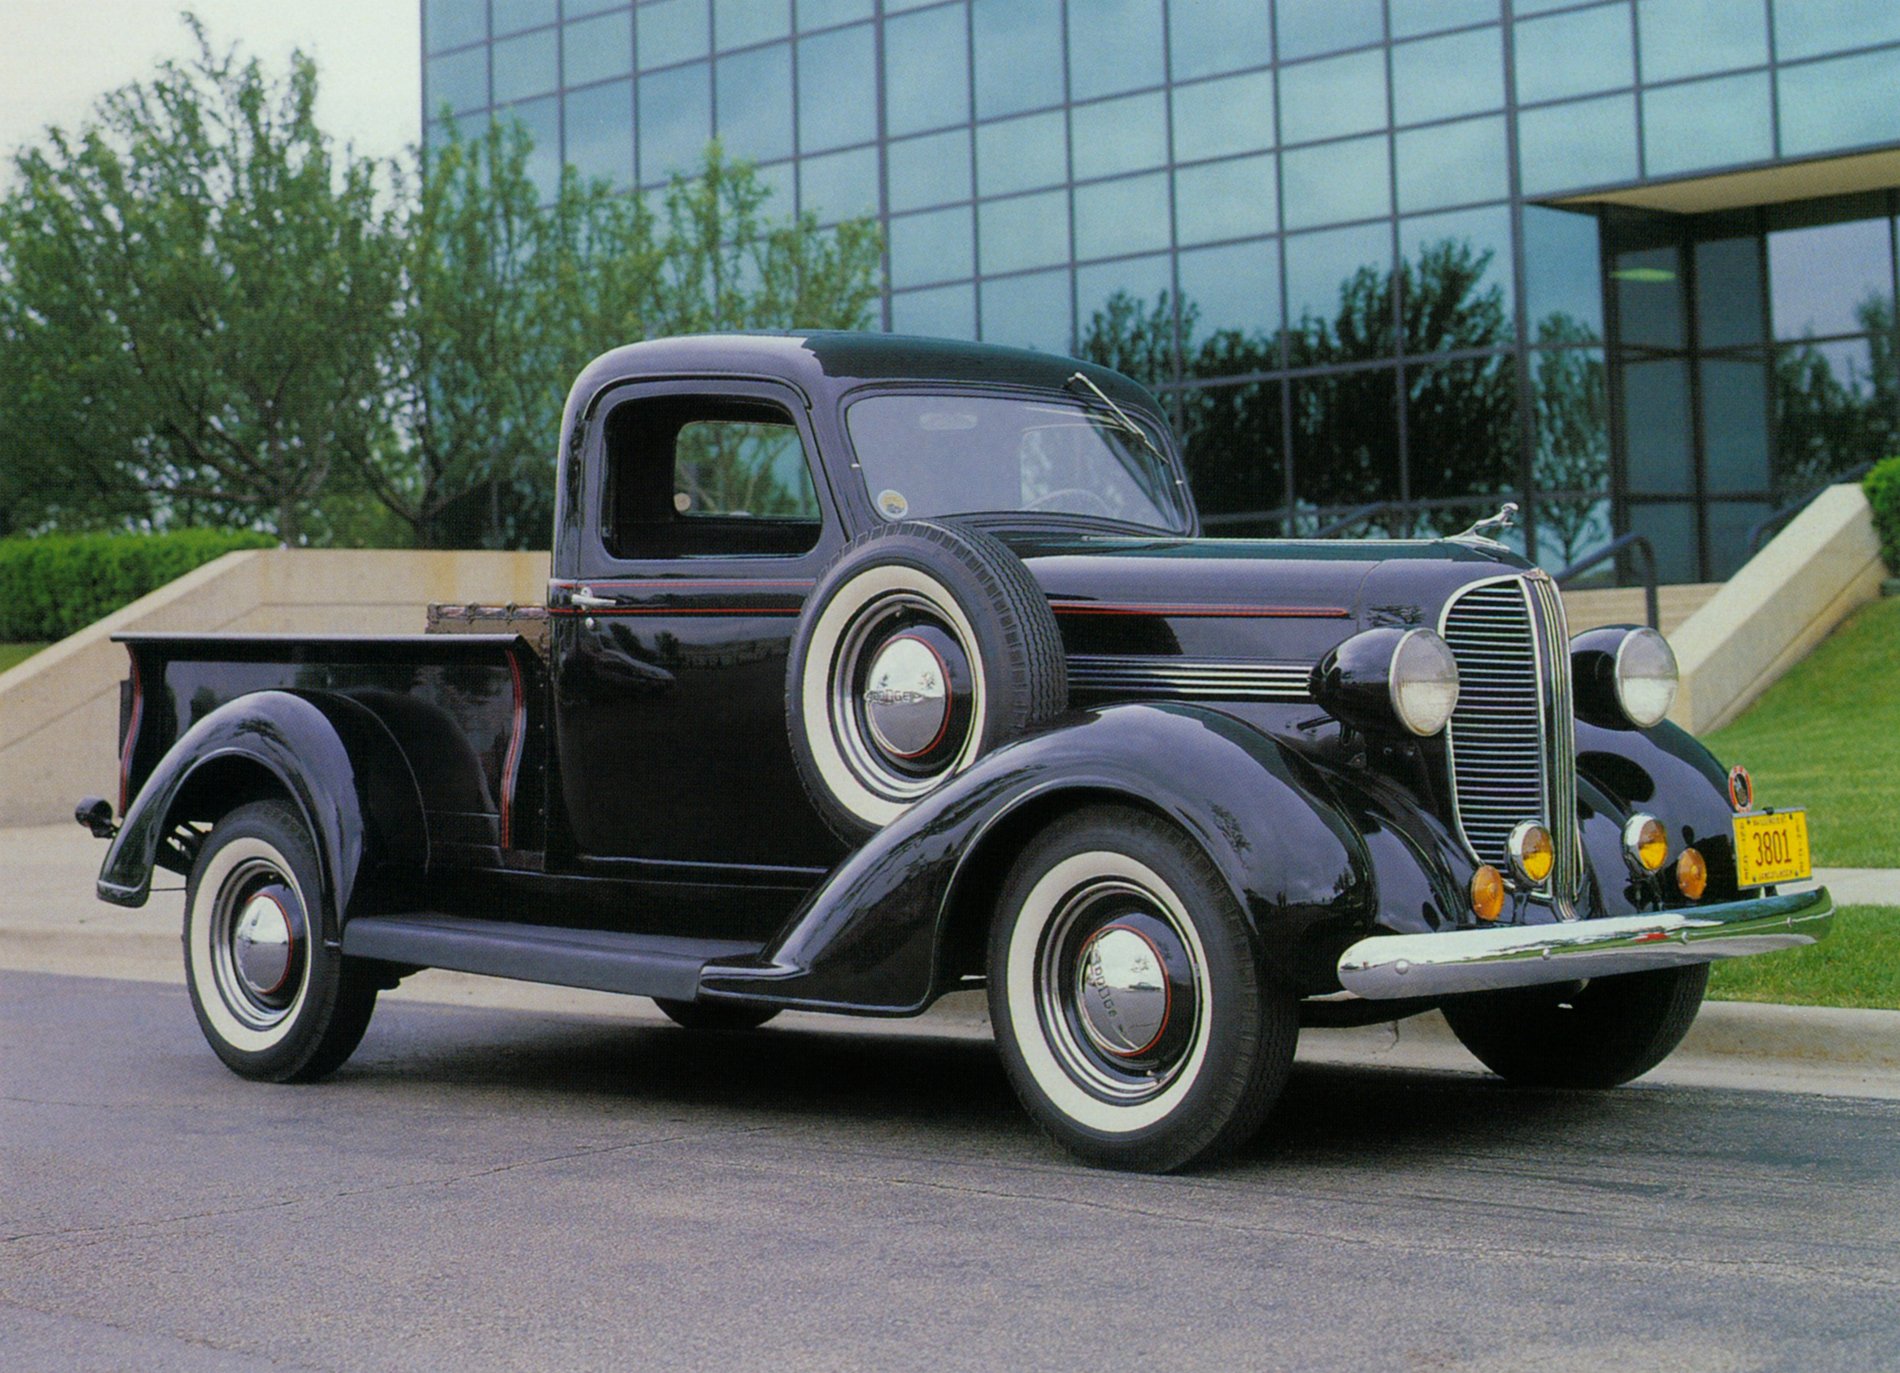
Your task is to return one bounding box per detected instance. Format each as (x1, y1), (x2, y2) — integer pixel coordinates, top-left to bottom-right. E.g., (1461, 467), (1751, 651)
(424, 0), (1900, 581)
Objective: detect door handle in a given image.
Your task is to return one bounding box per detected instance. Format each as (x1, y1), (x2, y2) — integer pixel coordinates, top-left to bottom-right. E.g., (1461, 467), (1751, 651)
(570, 587), (615, 610)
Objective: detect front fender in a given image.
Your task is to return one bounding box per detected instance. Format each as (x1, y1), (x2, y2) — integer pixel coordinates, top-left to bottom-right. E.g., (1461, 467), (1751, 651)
(699, 703), (1372, 1014)
(96, 691), (425, 936)
(1577, 718), (1744, 901)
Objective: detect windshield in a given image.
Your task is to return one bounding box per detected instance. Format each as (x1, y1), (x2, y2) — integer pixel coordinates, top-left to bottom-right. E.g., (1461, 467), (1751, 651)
(844, 392), (1192, 532)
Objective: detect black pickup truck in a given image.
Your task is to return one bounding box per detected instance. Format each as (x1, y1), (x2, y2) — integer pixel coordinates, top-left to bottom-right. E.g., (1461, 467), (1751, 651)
(83, 332), (1835, 1172)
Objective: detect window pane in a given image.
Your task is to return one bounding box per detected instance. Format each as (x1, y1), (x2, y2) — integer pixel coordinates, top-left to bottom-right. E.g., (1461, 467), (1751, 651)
(1291, 368), (1401, 515)
(1076, 253), (1175, 386)
(1281, 135), (1389, 231)
(1778, 47), (1900, 157)
(1626, 502), (1699, 582)
(980, 191), (1070, 274)
(1773, 0), (1900, 62)
(1285, 221), (1394, 347)
(981, 269), (1074, 353)
(1705, 500), (1773, 578)
(1069, 0), (1166, 101)
(1517, 94), (1638, 195)
(797, 25), (876, 152)
(1277, 0), (1382, 60)
(426, 0), (486, 53)
(1769, 217), (1894, 339)
(1171, 0), (1272, 81)
(639, 63), (711, 182)
(1400, 204), (1515, 352)
(1392, 27), (1504, 126)
(1636, 0), (1766, 82)
(1701, 358), (1772, 493)
(1514, 6), (1633, 105)
(511, 94), (562, 201)
(1623, 358), (1694, 494)
(889, 129), (972, 212)
(565, 11), (633, 88)
(714, 0), (789, 49)
(1178, 239), (1282, 340)
(799, 145), (879, 221)
(1614, 244), (1686, 350)
(977, 112), (1067, 196)
(1174, 153), (1277, 246)
(1774, 338), (1891, 491)
(715, 44), (793, 162)
(640, 0), (710, 69)
(1531, 346), (1612, 568)
(426, 48), (487, 115)
(493, 0), (557, 36)
(973, 0), (1064, 118)
(886, 5), (969, 136)
(1279, 49), (1388, 144)
(675, 419), (818, 519)
(1395, 115), (1509, 213)
(798, 0), (873, 27)
(1074, 172), (1172, 261)
(1406, 356), (1520, 521)
(1391, 0), (1499, 39)
(1072, 93), (1169, 181)
(1172, 70), (1275, 161)
(889, 206), (974, 288)
(565, 81), (633, 186)
(1696, 236), (1766, 349)
(1176, 379), (1287, 532)
(1644, 72), (1771, 177)
(1524, 206), (1603, 342)
(891, 283), (977, 339)
(493, 30), (558, 105)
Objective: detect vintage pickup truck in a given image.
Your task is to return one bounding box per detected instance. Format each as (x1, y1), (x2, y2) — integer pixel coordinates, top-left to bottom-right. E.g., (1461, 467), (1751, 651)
(82, 332), (1835, 1172)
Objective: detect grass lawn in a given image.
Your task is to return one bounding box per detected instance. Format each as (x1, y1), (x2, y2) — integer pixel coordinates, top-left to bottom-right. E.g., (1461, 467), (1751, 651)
(0, 642), (46, 672)
(1707, 904), (1900, 1009)
(1703, 597), (1900, 869)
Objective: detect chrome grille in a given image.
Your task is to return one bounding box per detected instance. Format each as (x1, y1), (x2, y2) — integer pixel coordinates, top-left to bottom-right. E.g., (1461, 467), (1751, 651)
(1526, 573), (1581, 915)
(1440, 580), (1547, 884)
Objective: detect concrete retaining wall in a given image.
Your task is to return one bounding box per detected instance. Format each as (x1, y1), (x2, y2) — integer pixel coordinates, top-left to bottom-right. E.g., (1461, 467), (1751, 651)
(1668, 484), (1885, 735)
(0, 549), (547, 828)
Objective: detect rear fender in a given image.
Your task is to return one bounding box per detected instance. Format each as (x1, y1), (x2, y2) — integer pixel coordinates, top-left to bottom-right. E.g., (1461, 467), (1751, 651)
(97, 691), (426, 937)
(699, 703), (1373, 1013)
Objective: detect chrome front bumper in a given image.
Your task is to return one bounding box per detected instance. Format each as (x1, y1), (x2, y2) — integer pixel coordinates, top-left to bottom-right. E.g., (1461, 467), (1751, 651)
(1336, 887), (1835, 1000)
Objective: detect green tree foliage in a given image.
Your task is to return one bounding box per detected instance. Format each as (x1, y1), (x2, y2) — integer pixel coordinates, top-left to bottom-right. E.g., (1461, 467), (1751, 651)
(1774, 294), (1899, 500)
(0, 529), (272, 640)
(0, 19), (397, 542)
(1865, 455), (1900, 576)
(1530, 314), (1610, 568)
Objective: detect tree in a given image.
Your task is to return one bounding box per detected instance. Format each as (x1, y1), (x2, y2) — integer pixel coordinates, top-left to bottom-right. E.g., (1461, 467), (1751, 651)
(1530, 314), (1610, 568)
(1773, 292), (1899, 500)
(0, 19), (398, 542)
(370, 130), (883, 548)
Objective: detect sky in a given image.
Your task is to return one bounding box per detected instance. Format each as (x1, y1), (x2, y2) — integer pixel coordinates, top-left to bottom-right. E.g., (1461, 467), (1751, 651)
(0, 1), (421, 173)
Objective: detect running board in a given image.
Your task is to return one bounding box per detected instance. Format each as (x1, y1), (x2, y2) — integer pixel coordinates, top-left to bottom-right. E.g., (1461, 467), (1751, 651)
(340, 914), (763, 1002)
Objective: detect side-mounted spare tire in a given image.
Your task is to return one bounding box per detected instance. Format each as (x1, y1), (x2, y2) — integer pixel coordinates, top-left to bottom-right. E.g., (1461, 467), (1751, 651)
(786, 519), (1067, 842)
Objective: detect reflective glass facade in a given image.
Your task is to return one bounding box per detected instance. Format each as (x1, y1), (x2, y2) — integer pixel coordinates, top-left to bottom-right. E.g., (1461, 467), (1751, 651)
(427, 0), (1900, 579)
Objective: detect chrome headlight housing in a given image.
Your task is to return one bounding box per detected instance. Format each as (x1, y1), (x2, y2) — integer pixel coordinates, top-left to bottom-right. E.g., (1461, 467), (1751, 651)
(1570, 626), (1679, 730)
(1311, 627), (1460, 737)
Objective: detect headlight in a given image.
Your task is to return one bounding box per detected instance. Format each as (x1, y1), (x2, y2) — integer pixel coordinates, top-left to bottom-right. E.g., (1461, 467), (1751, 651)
(1389, 629), (1460, 736)
(1311, 627), (1460, 737)
(1614, 627), (1678, 728)
(1570, 626), (1679, 730)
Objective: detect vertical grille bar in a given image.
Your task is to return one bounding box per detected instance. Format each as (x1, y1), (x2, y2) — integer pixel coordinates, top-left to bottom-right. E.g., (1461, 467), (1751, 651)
(1527, 574), (1581, 916)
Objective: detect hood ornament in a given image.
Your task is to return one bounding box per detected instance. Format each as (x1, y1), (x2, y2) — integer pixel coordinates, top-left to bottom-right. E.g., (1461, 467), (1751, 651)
(1454, 502), (1518, 543)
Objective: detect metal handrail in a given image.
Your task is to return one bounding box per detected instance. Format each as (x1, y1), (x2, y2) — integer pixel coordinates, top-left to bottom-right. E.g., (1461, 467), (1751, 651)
(1554, 533), (1659, 630)
(1745, 462), (1876, 554)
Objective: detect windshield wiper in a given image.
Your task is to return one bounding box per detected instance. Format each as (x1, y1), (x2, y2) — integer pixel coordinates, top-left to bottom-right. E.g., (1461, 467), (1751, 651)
(1063, 371), (1178, 481)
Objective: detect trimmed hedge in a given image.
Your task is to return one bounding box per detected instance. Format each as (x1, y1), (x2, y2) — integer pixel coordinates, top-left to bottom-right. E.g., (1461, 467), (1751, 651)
(1867, 457), (1900, 577)
(0, 530), (274, 642)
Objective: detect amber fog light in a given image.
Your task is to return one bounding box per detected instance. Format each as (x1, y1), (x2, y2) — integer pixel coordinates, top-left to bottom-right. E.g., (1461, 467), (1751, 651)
(1506, 821), (1554, 887)
(1470, 865), (1505, 922)
(1677, 847), (1708, 900)
(1622, 813), (1668, 875)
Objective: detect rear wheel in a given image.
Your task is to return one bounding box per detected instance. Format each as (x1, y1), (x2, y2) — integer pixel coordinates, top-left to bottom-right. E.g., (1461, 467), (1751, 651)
(652, 998), (780, 1032)
(987, 808), (1296, 1172)
(1440, 964), (1709, 1088)
(183, 800), (377, 1083)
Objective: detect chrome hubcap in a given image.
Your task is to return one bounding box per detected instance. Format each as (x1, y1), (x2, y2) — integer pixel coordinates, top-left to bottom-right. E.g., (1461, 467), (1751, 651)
(210, 861), (305, 1028)
(1075, 926), (1171, 1057)
(233, 894), (295, 998)
(863, 634), (950, 758)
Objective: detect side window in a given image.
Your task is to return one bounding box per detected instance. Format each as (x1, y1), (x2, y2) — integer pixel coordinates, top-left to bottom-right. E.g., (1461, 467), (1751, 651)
(602, 396), (824, 558)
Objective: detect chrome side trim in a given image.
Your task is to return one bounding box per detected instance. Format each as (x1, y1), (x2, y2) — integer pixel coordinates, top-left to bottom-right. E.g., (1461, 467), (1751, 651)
(1336, 887), (1835, 999)
(1067, 655), (1312, 702)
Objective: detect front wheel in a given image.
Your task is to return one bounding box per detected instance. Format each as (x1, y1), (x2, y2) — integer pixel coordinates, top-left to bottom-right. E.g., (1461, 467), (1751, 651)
(1440, 963), (1709, 1088)
(987, 808), (1297, 1173)
(183, 800), (378, 1083)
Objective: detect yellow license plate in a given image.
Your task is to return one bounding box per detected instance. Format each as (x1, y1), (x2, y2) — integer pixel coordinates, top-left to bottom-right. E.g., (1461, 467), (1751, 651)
(1733, 810), (1811, 887)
